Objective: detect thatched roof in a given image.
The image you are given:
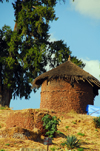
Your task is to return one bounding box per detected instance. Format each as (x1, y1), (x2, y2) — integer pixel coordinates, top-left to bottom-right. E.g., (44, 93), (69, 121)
(32, 60), (100, 90)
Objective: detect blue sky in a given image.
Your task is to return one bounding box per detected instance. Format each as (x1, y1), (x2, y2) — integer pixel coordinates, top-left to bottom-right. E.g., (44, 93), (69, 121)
(0, 0), (100, 110)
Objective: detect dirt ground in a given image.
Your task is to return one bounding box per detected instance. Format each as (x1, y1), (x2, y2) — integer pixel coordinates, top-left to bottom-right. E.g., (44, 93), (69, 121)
(0, 108), (100, 151)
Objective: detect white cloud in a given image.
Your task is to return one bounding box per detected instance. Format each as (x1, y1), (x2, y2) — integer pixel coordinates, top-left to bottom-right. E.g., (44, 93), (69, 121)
(80, 58), (100, 81)
(49, 33), (57, 42)
(70, 0), (100, 19)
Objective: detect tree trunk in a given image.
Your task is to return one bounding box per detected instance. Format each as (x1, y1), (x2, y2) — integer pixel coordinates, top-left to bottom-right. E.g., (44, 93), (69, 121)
(0, 85), (12, 108)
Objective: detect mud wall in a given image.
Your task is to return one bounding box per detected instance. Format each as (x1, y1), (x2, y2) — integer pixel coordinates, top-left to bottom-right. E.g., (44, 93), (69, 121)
(40, 79), (94, 113)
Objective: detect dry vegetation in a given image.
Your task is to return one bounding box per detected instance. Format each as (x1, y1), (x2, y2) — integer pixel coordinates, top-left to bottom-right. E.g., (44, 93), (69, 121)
(0, 107), (100, 151)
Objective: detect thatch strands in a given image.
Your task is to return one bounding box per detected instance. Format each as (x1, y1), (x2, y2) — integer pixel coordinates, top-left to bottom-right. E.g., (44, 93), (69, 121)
(86, 78), (94, 87)
(32, 60), (100, 90)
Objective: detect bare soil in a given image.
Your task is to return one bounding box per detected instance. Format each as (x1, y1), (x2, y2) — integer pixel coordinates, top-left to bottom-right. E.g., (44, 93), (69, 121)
(0, 108), (100, 151)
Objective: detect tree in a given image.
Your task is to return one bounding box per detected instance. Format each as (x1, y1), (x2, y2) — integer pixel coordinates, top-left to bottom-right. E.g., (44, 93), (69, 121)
(46, 40), (85, 69)
(0, 0), (85, 107)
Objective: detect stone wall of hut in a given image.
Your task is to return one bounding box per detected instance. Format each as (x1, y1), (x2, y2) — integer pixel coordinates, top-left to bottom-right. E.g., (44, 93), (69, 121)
(40, 78), (94, 113)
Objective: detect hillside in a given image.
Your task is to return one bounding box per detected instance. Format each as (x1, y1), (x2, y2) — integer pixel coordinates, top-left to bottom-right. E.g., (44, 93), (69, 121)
(0, 107), (100, 151)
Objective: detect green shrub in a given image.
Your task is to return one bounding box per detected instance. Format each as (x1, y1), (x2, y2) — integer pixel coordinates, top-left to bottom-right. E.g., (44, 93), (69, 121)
(65, 126), (69, 130)
(95, 129), (98, 132)
(77, 148), (84, 151)
(56, 130), (64, 135)
(0, 105), (10, 110)
(60, 135), (81, 149)
(50, 146), (56, 151)
(42, 114), (61, 139)
(56, 130), (61, 134)
(5, 143), (10, 146)
(60, 142), (66, 147)
(0, 106), (6, 110)
(77, 132), (85, 136)
(72, 121), (77, 124)
(93, 116), (100, 128)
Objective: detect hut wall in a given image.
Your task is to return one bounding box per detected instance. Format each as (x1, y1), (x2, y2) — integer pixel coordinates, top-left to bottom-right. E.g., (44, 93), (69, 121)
(40, 79), (94, 113)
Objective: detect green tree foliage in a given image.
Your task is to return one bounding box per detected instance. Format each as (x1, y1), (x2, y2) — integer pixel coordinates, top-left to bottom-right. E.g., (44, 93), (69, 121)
(0, 0), (85, 106)
(47, 40), (85, 69)
(0, 25), (32, 100)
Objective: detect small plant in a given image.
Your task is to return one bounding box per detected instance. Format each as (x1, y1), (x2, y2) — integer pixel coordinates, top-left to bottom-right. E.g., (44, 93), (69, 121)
(95, 129), (98, 132)
(0, 106), (6, 110)
(0, 105), (10, 110)
(0, 125), (2, 128)
(77, 148), (84, 151)
(72, 121), (77, 124)
(50, 146), (56, 151)
(65, 126), (69, 129)
(56, 147), (61, 150)
(42, 114), (61, 139)
(60, 142), (66, 147)
(60, 135), (81, 149)
(0, 150), (6, 151)
(77, 132), (85, 136)
(5, 143), (10, 146)
(56, 130), (61, 134)
(56, 130), (64, 136)
(93, 116), (100, 128)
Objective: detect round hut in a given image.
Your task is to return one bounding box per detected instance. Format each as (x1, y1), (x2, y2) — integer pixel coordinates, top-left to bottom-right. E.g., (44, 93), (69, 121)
(32, 58), (100, 113)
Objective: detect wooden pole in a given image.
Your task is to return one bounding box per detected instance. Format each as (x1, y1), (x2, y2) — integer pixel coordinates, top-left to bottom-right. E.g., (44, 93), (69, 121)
(47, 145), (49, 151)
(68, 55), (71, 61)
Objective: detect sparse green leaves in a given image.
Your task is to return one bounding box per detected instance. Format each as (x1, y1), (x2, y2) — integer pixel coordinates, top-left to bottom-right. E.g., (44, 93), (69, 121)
(46, 40), (85, 69)
(42, 114), (61, 139)
(60, 135), (81, 149)
(5, 57), (15, 69)
(93, 116), (100, 128)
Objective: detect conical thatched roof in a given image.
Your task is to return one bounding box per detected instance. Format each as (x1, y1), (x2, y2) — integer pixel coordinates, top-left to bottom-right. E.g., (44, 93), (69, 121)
(32, 60), (100, 89)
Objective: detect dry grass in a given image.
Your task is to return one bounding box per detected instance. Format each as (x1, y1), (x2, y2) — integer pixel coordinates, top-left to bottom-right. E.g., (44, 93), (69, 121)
(0, 107), (100, 151)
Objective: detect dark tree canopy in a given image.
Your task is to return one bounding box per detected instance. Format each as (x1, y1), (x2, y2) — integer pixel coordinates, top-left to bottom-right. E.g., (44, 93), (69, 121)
(0, 0), (85, 107)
